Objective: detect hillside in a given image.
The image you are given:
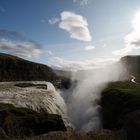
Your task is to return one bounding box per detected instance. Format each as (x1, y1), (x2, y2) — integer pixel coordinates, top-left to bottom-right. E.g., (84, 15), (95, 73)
(0, 53), (56, 82)
(98, 56), (140, 140)
(101, 81), (140, 140)
(0, 103), (66, 138)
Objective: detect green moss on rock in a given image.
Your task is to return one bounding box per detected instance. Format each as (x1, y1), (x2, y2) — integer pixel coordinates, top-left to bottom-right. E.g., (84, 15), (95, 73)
(0, 53), (56, 83)
(0, 103), (66, 138)
(101, 81), (140, 140)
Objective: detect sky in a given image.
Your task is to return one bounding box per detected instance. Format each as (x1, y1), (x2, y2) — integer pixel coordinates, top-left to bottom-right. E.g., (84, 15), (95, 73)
(0, 0), (140, 70)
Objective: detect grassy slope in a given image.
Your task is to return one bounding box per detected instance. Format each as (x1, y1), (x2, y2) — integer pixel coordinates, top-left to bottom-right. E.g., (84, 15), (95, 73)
(0, 53), (56, 82)
(101, 81), (140, 131)
(106, 81), (140, 95)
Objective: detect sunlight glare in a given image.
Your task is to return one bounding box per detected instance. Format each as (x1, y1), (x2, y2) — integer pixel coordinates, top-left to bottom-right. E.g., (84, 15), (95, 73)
(133, 11), (140, 32)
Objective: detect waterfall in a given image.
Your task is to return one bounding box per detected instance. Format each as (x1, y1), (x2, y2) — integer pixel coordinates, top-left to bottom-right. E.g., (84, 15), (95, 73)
(0, 81), (75, 130)
(0, 81), (66, 115)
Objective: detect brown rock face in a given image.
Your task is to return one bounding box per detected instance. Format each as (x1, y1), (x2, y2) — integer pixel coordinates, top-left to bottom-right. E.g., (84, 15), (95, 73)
(22, 130), (123, 140)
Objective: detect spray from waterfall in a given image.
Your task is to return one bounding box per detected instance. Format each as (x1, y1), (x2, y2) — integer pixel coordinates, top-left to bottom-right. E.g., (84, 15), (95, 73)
(60, 61), (128, 131)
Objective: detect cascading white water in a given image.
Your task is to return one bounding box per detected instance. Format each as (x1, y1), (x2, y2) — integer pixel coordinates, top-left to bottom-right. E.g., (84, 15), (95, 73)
(60, 72), (104, 131)
(60, 61), (128, 131)
(0, 81), (66, 115)
(0, 81), (74, 130)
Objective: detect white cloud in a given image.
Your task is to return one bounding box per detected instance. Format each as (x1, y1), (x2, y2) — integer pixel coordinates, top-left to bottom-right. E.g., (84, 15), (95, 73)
(47, 57), (117, 71)
(73, 0), (90, 6)
(85, 45), (95, 51)
(59, 11), (92, 42)
(0, 29), (43, 57)
(48, 17), (59, 25)
(112, 11), (140, 56)
(0, 38), (42, 57)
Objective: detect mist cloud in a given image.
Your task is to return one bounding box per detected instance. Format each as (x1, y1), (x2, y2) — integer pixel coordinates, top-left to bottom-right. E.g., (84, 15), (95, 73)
(59, 11), (92, 42)
(47, 57), (117, 71)
(61, 58), (127, 131)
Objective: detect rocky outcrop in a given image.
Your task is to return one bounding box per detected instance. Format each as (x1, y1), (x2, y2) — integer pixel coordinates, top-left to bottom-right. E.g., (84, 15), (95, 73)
(101, 81), (140, 140)
(101, 89), (140, 129)
(0, 103), (66, 138)
(120, 55), (140, 78)
(123, 110), (140, 140)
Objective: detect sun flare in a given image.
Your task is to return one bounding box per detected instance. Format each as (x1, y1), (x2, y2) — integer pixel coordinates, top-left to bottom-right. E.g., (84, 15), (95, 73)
(133, 11), (140, 31)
